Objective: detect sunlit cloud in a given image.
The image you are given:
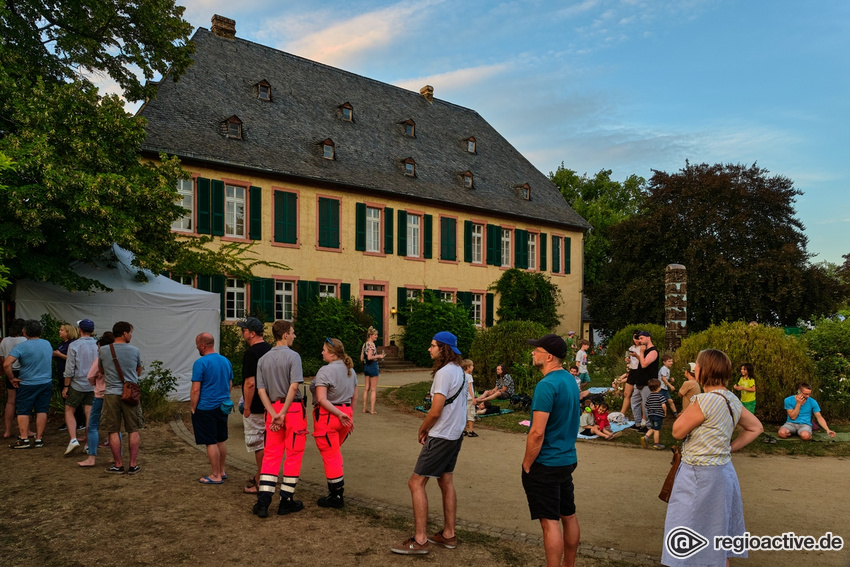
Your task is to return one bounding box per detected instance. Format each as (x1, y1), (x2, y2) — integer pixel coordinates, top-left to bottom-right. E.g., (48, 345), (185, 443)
(393, 63), (510, 96)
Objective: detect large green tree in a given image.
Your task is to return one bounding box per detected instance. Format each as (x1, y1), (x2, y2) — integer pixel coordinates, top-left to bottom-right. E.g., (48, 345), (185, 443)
(588, 162), (845, 333)
(549, 165), (646, 287)
(490, 268), (562, 330)
(0, 0), (197, 291)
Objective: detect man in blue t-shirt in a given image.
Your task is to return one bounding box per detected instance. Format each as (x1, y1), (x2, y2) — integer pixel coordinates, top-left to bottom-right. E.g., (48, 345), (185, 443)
(778, 382), (835, 441)
(3, 320), (54, 449)
(522, 334), (580, 567)
(191, 332), (234, 484)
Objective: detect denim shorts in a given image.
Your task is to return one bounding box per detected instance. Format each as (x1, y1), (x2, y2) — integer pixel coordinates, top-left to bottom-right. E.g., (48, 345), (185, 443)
(15, 382), (52, 414)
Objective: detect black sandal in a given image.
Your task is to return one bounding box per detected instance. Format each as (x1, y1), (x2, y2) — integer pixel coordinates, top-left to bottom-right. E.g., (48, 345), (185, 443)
(762, 436), (778, 444)
(467, 431), (479, 438)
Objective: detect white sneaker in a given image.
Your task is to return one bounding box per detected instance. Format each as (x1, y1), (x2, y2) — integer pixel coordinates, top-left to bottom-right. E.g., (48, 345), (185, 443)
(64, 438), (81, 456)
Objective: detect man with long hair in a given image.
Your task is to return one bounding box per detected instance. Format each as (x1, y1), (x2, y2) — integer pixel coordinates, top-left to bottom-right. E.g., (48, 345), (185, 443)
(391, 332), (467, 555)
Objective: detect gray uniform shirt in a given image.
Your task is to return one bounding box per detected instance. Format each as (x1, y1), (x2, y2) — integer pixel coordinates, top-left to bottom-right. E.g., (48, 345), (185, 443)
(310, 360), (357, 405)
(98, 343), (143, 395)
(64, 336), (98, 392)
(255, 345), (303, 403)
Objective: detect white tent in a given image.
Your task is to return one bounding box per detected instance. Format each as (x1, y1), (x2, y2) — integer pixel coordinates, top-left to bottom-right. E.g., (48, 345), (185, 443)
(13, 245), (221, 401)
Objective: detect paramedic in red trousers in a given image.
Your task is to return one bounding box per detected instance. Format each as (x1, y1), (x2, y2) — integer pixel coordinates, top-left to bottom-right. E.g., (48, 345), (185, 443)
(253, 320), (307, 518)
(391, 331), (467, 555)
(310, 337), (358, 508)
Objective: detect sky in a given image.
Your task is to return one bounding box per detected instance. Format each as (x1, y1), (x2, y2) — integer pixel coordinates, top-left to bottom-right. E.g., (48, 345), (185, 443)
(137, 0), (849, 263)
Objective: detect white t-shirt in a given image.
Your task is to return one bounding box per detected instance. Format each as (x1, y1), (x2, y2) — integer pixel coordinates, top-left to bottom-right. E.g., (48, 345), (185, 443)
(658, 366), (670, 390)
(628, 345), (640, 370)
(0, 336), (27, 371)
(576, 349), (588, 373)
(428, 362), (467, 440)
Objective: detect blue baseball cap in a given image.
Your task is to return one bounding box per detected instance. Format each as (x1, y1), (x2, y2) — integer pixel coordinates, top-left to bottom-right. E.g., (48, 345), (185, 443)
(433, 331), (461, 355)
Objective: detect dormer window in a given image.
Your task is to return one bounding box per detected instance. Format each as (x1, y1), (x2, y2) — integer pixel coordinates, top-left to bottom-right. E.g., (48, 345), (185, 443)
(462, 171), (473, 188)
(257, 80), (271, 101)
(323, 138), (335, 160)
(340, 102), (353, 121)
(225, 116), (243, 139)
(521, 183), (531, 200)
(466, 137), (476, 153)
(402, 119), (415, 137)
(404, 157), (416, 177)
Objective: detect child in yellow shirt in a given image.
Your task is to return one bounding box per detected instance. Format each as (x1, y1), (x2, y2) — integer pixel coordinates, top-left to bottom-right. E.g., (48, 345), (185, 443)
(734, 362), (756, 413)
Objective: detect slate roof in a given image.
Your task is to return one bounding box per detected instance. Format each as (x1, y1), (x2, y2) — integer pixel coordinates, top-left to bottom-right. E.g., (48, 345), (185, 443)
(139, 27), (591, 231)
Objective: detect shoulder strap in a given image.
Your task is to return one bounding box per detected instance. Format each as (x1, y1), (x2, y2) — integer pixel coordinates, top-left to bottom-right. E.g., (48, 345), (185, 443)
(708, 390), (736, 424)
(109, 344), (126, 384)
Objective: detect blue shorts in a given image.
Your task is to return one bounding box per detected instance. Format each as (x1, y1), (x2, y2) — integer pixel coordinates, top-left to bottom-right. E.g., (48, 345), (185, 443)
(659, 388), (671, 401)
(647, 415), (664, 431)
(192, 407), (229, 445)
(364, 361), (380, 377)
(15, 382), (52, 415)
(578, 372), (591, 384)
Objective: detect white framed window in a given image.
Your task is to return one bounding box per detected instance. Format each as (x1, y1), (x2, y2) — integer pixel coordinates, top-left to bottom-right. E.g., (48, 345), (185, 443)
(407, 214), (420, 257)
(227, 121), (241, 139)
(172, 178), (194, 232)
(406, 289), (421, 312)
(440, 291), (454, 303)
(471, 223), (483, 264)
(471, 293), (483, 326)
(258, 84), (271, 101)
(522, 185), (531, 200)
(366, 206), (381, 252)
(404, 121), (415, 136)
(225, 185), (246, 238)
(463, 172), (473, 188)
(275, 281), (294, 321)
(323, 143), (334, 159)
(319, 283), (336, 298)
(342, 107), (352, 121)
(501, 228), (512, 267)
(225, 278), (246, 320)
(404, 159), (415, 176)
(364, 284), (384, 292)
(528, 233), (537, 270)
(467, 137), (476, 153)
(171, 274), (193, 286)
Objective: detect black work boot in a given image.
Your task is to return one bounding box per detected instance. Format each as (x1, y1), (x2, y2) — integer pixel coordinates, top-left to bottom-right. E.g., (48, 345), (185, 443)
(253, 493), (271, 518)
(277, 495), (305, 515)
(317, 487), (344, 509)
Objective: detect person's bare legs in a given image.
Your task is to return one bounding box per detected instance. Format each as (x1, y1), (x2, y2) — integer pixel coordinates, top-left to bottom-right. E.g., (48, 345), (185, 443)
(218, 440), (227, 478)
(4, 388), (15, 437)
(64, 405), (78, 441)
(408, 473), (430, 544)
(109, 432), (123, 467)
(35, 412), (47, 440)
(561, 514), (580, 567)
(541, 519), (564, 567)
(777, 427), (791, 439)
(17, 414), (30, 440)
(368, 376), (378, 414)
(436, 472), (457, 538)
(128, 431), (140, 467)
(253, 448), (264, 485)
(620, 383), (633, 415)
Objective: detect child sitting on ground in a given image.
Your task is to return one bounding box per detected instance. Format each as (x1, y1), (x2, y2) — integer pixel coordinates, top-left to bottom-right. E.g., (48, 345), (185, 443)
(641, 379), (666, 450)
(579, 400), (615, 440)
(591, 401), (615, 437)
(462, 359), (478, 437)
(658, 354), (678, 417)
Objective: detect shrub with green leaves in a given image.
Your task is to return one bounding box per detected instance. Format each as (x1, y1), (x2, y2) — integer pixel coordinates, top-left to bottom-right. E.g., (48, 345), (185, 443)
(293, 297), (371, 375)
(468, 320), (547, 393)
(140, 360), (179, 422)
(219, 323), (247, 385)
(804, 317), (850, 420)
(490, 268), (562, 329)
(674, 322), (813, 423)
(400, 291), (477, 368)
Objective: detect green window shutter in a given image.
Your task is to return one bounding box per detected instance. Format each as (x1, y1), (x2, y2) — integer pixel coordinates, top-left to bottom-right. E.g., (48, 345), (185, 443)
(274, 191), (297, 244)
(515, 229), (528, 269)
(197, 178), (211, 234)
(318, 198), (340, 248)
(355, 202), (366, 251)
(249, 186), (262, 240)
(456, 291), (472, 321)
(463, 220), (473, 263)
(384, 207), (394, 254)
(396, 287), (408, 326)
(424, 214), (433, 259)
(552, 236), (561, 274)
(211, 180), (225, 237)
(297, 280), (318, 312)
(197, 274), (211, 291)
(211, 275), (226, 321)
(485, 293), (495, 327)
(440, 217), (457, 261)
(539, 233), (547, 272)
(564, 236), (571, 274)
(341, 283), (351, 303)
(397, 210), (407, 256)
(486, 224), (499, 266)
(250, 278), (275, 322)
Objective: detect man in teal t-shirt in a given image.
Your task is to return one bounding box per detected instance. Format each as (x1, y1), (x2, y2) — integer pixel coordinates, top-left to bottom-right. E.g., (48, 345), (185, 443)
(522, 334), (580, 567)
(778, 382), (836, 441)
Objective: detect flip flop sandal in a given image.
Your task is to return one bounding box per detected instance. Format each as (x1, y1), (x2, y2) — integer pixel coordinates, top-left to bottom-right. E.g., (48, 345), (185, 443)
(467, 431), (479, 438)
(762, 436), (778, 444)
(199, 476), (224, 484)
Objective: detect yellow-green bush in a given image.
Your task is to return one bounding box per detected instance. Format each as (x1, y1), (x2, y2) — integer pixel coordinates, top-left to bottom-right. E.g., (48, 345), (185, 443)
(674, 322), (813, 423)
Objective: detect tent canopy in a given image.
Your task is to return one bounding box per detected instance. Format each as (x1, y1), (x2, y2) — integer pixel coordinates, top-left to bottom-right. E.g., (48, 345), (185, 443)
(13, 245), (221, 401)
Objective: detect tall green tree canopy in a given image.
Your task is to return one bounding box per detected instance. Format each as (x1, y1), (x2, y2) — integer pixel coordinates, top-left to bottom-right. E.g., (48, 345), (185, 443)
(0, 0), (199, 291)
(587, 162), (845, 333)
(549, 165), (646, 287)
(490, 268), (562, 330)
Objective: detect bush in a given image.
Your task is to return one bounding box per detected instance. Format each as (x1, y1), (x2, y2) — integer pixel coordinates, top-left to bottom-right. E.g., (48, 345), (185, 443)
(490, 268), (562, 329)
(602, 323), (666, 374)
(140, 360), (179, 422)
(674, 322), (813, 423)
(468, 320), (547, 393)
(219, 323), (247, 385)
(400, 291), (477, 367)
(293, 297), (371, 375)
(804, 317), (850, 420)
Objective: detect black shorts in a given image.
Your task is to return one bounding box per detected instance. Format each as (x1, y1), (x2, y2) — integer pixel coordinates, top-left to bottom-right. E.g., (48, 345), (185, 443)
(413, 436), (463, 478)
(522, 461), (577, 520)
(626, 369), (637, 386)
(192, 407), (229, 445)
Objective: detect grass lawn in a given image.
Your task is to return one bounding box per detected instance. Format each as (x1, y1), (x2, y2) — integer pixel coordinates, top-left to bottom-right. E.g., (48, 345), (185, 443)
(387, 381), (850, 457)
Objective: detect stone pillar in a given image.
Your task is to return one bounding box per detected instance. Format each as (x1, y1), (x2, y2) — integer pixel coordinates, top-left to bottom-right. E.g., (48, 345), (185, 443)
(665, 264), (687, 351)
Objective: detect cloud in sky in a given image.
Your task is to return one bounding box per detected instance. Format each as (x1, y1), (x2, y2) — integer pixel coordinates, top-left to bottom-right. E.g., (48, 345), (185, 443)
(393, 63), (510, 96)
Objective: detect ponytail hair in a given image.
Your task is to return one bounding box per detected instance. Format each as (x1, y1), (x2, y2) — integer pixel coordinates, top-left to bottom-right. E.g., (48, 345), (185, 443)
(366, 326), (378, 339)
(325, 337), (354, 372)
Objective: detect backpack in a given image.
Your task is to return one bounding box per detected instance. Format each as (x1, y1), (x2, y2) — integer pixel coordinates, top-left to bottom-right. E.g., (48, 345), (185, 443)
(510, 394), (532, 410)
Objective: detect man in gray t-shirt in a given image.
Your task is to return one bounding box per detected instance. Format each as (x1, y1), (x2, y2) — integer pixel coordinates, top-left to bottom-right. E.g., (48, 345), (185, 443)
(97, 321), (143, 475)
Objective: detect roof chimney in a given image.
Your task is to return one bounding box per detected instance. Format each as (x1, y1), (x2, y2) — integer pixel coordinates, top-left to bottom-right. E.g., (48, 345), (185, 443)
(211, 15), (236, 40)
(420, 85), (434, 103)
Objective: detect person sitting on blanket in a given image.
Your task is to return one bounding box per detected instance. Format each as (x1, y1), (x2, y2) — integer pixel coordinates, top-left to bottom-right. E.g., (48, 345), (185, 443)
(475, 364), (514, 403)
(475, 401), (502, 416)
(591, 401), (614, 437)
(578, 399), (615, 440)
(568, 364), (591, 400)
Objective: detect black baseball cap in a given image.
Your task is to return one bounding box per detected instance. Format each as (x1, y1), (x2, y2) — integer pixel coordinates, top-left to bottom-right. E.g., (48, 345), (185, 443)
(527, 334), (568, 359)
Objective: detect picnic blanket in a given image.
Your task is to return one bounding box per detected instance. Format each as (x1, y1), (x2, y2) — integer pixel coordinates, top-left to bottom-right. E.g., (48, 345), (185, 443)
(767, 431), (850, 443)
(414, 406), (514, 417)
(587, 387), (614, 395)
(577, 420), (635, 440)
